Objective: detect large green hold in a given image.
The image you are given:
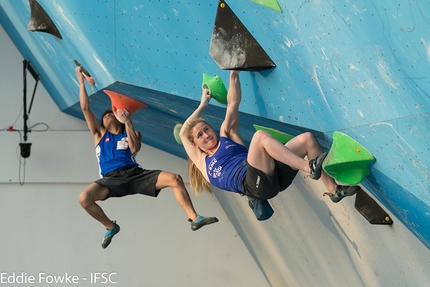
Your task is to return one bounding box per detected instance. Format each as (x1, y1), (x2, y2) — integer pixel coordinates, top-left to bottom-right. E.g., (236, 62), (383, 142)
(323, 131), (376, 185)
(173, 123), (183, 145)
(202, 73), (228, 104)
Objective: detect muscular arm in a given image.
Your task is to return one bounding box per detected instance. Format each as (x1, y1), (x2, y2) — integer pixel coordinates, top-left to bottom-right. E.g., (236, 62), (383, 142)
(114, 109), (142, 153)
(76, 67), (103, 145)
(220, 71), (244, 146)
(114, 109), (141, 153)
(124, 120), (142, 153)
(179, 89), (211, 173)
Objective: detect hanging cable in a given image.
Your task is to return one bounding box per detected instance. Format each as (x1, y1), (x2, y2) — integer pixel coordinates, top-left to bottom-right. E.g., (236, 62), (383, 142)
(20, 59), (40, 159)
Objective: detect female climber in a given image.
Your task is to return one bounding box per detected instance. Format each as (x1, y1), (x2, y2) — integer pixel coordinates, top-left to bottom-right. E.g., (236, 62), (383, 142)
(179, 70), (359, 203)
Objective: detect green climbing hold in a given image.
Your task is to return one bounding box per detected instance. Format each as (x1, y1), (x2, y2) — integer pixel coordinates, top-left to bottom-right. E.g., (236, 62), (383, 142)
(202, 73), (228, 104)
(173, 123), (183, 145)
(253, 124), (295, 144)
(323, 131), (376, 185)
(251, 0), (282, 13)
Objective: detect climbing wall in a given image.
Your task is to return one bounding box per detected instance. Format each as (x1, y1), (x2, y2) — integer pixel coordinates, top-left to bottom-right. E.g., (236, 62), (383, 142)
(1, 0), (430, 286)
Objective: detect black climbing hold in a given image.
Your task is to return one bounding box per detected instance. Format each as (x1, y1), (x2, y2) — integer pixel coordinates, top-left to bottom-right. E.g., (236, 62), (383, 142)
(27, 0), (62, 39)
(354, 189), (393, 225)
(209, 0), (275, 71)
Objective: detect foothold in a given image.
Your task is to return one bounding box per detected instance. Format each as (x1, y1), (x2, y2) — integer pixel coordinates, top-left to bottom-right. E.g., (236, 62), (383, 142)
(354, 189), (393, 225)
(173, 123), (183, 145)
(103, 90), (147, 116)
(202, 73), (228, 104)
(323, 131), (376, 185)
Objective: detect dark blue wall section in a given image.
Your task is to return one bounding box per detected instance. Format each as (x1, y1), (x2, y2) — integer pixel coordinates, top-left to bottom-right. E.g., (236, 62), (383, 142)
(1, 0), (429, 248)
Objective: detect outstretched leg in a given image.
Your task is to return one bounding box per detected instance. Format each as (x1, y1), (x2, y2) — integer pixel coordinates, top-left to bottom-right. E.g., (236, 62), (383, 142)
(155, 171), (218, 230)
(155, 172), (198, 219)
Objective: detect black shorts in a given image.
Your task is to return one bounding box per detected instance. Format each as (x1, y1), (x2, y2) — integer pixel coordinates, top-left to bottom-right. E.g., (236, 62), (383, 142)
(95, 166), (162, 199)
(242, 160), (299, 200)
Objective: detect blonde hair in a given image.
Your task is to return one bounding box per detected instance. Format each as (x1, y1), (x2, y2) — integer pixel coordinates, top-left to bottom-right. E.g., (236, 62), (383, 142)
(183, 118), (214, 195)
(188, 159), (212, 195)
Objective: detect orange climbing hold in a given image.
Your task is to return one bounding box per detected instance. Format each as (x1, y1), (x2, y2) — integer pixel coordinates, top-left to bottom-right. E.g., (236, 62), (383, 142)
(103, 90), (147, 116)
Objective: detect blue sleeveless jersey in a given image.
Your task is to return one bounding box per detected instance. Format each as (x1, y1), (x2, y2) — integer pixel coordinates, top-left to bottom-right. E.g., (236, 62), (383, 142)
(95, 131), (139, 177)
(205, 137), (248, 193)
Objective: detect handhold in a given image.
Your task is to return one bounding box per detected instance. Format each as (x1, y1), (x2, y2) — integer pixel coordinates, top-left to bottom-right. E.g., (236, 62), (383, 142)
(74, 60), (95, 85)
(209, 0), (275, 71)
(251, 0), (282, 13)
(173, 123), (183, 145)
(103, 90), (147, 116)
(202, 73), (228, 104)
(27, 0), (62, 39)
(323, 131), (376, 185)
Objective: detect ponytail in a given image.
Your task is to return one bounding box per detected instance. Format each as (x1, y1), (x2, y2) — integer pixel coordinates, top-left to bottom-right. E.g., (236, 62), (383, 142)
(184, 117), (214, 195)
(188, 158), (212, 195)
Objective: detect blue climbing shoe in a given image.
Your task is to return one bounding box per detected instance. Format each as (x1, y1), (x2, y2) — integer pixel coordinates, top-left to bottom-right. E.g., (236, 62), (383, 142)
(308, 152), (328, 180)
(101, 221), (120, 249)
(329, 185), (361, 203)
(189, 215), (218, 231)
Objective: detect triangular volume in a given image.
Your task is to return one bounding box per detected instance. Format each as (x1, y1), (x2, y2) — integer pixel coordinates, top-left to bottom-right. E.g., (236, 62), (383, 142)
(251, 0), (282, 13)
(209, 0), (275, 71)
(27, 0), (62, 39)
(103, 90), (147, 116)
(354, 190), (393, 225)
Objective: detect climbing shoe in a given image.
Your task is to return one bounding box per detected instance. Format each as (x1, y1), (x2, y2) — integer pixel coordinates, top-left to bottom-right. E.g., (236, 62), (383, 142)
(329, 185), (361, 203)
(101, 221), (120, 249)
(308, 152), (328, 180)
(189, 215), (218, 231)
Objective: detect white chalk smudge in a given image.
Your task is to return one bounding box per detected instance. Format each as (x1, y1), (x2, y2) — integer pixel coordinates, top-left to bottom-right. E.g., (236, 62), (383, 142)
(370, 122), (415, 152)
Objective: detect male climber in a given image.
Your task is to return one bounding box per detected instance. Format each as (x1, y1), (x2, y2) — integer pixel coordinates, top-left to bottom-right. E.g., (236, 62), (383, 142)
(75, 67), (218, 248)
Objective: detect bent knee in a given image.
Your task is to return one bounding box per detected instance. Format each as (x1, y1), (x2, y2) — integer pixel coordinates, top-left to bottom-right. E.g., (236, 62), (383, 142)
(78, 192), (91, 209)
(302, 132), (316, 142)
(164, 173), (185, 188)
(172, 173), (184, 186)
(78, 184), (108, 209)
(253, 130), (272, 142)
(305, 132), (320, 147)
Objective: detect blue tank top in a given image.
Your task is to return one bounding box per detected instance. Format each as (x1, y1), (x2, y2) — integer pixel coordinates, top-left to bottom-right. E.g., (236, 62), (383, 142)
(95, 131), (139, 177)
(205, 137), (248, 193)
